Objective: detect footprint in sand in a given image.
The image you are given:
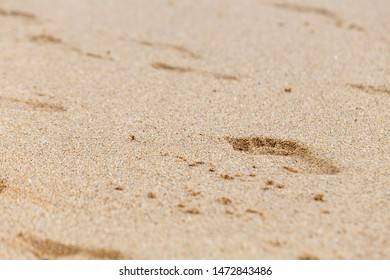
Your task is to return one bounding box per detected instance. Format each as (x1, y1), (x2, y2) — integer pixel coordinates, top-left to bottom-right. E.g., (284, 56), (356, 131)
(0, 178), (9, 194)
(347, 83), (390, 96)
(224, 136), (340, 175)
(0, 96), (66, 112)
(151, 62), (239, 81)
(135, 40), (201, 59)
(15, 233), (126, 260)
(0, 8), (36, 20)
(272, 2), (364, 31)
(29, 34), (111, 60)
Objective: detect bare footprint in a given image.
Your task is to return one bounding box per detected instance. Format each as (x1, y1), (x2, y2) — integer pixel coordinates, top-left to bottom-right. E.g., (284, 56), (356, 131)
(347, 83), (390, 96)
(0, 8), (36, 20)
(224, 136), (340, 175)
(347, 23), (365, 32)
(152, 62), (239, 81)
(29, 34), (62, 44)
(15, 233), (126, 260)
(136, 40), (200, 59)
(0, 178), (9, 194)
(273, 2), (343, 27)
(29, 34), (111, 60)
(0, 96), (66, 112)
(151, 62), (192, 73)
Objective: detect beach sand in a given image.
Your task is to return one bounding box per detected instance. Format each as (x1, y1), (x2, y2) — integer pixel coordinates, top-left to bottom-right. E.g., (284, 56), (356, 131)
(0, 0), (389, 259)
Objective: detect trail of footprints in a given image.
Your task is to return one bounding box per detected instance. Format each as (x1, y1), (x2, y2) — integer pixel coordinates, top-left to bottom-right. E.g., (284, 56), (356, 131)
(0, 1), (375, 261)
(145, 2), (367, 80)
(0, 7), (107, 112)
(0, 2), (110, 61)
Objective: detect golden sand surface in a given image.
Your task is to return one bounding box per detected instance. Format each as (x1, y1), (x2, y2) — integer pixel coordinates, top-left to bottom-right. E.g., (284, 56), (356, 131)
(0, 0), (389, 259)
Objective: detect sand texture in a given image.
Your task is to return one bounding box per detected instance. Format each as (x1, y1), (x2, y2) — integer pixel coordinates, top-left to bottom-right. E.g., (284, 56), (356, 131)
(0, 0), (389, 259)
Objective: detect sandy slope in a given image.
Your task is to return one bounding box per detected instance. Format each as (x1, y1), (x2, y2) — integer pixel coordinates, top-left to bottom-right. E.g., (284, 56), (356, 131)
(0, 0), (389, 259)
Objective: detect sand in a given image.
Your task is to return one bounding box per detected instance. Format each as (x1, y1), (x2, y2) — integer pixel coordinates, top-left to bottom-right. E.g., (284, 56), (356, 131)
(0, 0), (389, 260)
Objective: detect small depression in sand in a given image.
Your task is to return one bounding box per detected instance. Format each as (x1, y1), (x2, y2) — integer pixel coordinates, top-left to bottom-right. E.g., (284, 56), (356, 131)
(0, 179), (9, 193)
(15, 233), (125, 260)
(224, 136), (340, 175)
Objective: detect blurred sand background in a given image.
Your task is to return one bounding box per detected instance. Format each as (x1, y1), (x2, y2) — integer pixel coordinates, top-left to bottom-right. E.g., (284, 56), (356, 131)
(0, 0), (389, 259)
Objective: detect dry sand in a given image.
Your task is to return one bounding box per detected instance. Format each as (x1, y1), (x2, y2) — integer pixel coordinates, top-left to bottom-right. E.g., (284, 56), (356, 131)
(0, 0), (389, 259)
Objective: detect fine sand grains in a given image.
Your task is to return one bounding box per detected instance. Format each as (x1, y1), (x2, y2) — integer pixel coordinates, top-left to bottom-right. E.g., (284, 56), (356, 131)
(0, 0), (389, 260)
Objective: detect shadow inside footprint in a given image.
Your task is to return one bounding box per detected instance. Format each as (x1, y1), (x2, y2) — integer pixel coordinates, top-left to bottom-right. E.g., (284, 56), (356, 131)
(273, 2), (343, 27)
(0, 178), (9, 193)
(347, 83), (390, 96)
(0, 96), (66, 112)
(151, 61), (239, 81)
(0, 9), (36, 20)
(15, 233), (126, 260)
(224, 136), (340, 175)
